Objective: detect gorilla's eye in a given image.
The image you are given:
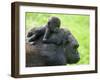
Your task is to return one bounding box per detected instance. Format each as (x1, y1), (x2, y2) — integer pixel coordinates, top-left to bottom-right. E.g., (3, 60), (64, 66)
(65, 40), (70, 45)
(73, 44), (79, 49)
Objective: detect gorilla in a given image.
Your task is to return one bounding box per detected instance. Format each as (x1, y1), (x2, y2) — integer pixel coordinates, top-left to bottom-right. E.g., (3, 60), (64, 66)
(26, 17), (80, 67)
(27, 17), (61, 45)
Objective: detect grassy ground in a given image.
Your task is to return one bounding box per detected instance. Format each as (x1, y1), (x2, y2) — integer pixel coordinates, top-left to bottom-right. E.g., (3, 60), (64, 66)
(25, 12), (90, 65)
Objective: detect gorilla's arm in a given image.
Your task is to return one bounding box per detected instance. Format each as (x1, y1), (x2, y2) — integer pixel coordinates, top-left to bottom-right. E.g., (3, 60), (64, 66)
(27, 27), (46, 42)
(43, 27), (51, 41)
(43, 29), (65, 45)
(42, 37), (62, 45)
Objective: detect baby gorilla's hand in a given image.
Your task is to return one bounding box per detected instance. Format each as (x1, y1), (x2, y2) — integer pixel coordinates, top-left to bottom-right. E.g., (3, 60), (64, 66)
(27, 31), (33, 37)
(28, 34), (37, 42)
(29, 41), (36, 45)
(42, 38), (48, 43)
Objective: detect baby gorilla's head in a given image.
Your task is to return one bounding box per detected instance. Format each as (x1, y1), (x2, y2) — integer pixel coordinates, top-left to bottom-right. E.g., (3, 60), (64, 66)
(47, 17), (61, 32)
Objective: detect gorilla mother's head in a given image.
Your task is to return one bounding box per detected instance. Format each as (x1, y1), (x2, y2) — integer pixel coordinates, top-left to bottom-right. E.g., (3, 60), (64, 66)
(64, 31), (80, 64)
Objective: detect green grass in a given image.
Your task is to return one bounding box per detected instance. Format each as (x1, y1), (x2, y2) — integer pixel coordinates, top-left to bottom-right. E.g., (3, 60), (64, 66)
(25, 12), (90, 65)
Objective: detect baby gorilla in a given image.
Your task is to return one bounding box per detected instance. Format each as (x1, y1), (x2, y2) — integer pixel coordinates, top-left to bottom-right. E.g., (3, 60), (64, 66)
(27, 17), (61, 44)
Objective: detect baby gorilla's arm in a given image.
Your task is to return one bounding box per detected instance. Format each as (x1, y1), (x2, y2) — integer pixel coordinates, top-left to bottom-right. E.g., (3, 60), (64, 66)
(43, 28), (51, 41)
(42, 38), (60, 45)
(28, 33), (38, 42)
(42, 34), (63, 45)
(28, 27), (46, 42)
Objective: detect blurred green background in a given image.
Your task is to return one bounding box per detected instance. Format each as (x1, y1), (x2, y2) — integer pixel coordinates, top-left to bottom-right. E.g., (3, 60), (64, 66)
(25, 12), (90, 65)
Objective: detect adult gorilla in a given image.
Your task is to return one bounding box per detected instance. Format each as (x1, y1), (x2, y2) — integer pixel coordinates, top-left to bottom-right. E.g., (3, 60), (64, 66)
(26, 28), (80, 67)
(26, 17), (80, 67)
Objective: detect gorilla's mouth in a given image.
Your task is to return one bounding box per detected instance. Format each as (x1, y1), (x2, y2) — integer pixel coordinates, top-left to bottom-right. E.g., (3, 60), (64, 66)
(67, 57), (80, 64)
(67, 51), (80, 64)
